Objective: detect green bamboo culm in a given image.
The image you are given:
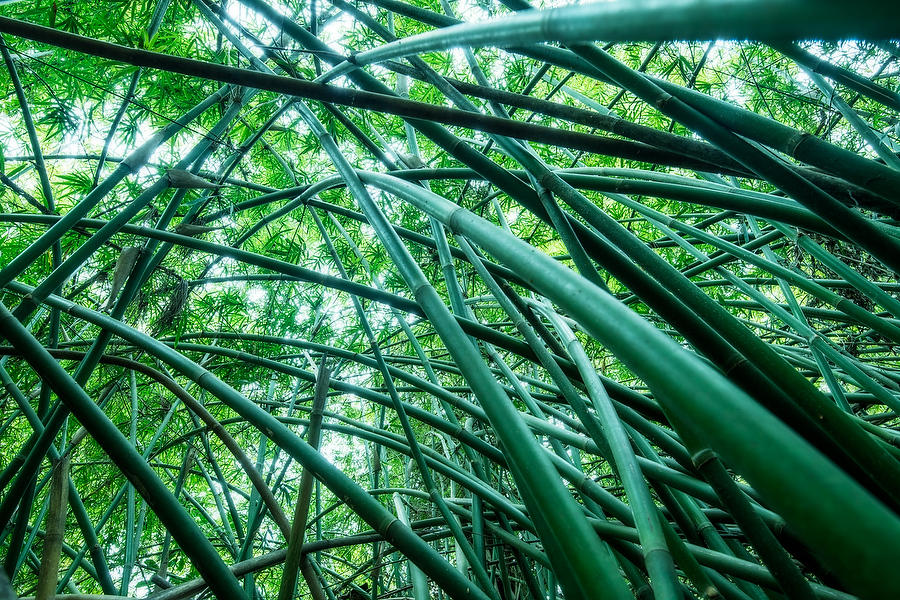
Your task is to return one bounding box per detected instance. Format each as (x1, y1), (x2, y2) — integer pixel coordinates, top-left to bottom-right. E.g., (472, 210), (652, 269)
(0, 1), (899, 600)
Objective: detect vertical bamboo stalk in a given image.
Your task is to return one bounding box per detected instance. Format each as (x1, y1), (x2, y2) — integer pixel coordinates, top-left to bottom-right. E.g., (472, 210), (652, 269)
(34, 456), (69, 600)
(279, 357), (331, 600)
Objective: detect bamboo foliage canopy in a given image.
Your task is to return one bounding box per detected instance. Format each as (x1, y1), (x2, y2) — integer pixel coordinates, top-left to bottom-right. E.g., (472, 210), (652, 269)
(0, 0), (899, 598)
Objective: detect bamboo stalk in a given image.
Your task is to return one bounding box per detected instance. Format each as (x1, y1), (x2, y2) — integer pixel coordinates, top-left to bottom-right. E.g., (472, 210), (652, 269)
(35, 456), (70, 600)
(279, 357), (330, 600)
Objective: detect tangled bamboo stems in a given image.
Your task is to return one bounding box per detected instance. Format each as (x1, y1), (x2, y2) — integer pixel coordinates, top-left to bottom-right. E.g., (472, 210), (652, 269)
(0, 1), (899, 599)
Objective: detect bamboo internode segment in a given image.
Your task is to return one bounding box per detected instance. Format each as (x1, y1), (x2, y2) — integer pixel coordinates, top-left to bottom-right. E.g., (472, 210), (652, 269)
(0, 1), (898, 599)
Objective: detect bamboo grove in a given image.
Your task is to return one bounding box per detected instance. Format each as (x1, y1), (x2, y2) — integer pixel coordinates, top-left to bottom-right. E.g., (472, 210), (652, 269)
(0, 0), (899, 598)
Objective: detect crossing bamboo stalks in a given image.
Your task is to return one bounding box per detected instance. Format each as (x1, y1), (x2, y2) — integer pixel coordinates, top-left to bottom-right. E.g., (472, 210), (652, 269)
(1, 2), (899, 600)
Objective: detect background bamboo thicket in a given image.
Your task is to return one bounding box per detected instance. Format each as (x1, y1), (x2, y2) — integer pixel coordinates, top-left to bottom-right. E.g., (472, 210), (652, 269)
(0, 1), (899, 599)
